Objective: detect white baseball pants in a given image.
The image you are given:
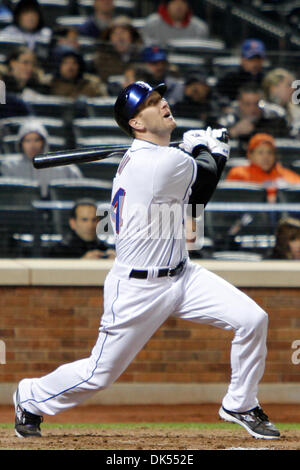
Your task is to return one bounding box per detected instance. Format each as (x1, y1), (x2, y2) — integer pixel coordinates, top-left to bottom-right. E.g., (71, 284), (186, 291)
(18, 259), (268, 416)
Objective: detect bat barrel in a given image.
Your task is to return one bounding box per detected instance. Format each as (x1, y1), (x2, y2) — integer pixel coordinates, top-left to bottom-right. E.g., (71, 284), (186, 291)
(33, 147), (129, 169)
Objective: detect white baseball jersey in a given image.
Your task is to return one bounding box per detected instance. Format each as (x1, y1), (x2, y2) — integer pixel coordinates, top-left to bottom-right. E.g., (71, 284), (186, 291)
(111, 139), (197, 267)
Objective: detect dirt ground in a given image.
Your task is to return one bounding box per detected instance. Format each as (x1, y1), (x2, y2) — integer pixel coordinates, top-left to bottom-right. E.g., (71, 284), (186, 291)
(1, 404), (300, 450)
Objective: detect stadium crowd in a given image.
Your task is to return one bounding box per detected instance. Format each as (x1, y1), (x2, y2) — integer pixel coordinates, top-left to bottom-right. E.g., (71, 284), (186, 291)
(0, 0), (300, 260)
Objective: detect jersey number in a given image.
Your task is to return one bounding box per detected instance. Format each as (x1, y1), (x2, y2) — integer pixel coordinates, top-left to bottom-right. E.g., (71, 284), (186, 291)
(111, 187), (126, 234)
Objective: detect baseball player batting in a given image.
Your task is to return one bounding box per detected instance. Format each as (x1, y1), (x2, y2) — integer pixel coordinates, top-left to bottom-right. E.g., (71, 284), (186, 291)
(13, 81), (280, 440)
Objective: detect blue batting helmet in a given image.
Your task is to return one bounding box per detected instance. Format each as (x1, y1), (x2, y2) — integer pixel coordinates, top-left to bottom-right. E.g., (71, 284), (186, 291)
(114, 81), (167, 136)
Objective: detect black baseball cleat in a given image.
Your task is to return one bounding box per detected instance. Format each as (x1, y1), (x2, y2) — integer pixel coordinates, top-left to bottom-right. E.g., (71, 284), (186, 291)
(13, 388), (43, 438)
(219, 405), (280, 439)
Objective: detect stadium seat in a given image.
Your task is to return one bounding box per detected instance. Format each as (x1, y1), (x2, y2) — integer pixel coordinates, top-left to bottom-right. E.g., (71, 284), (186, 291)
(85, 97), (116, 118)
(166, 38), (225, 56)
(277, 185), (300, 203)
(212, 56), (271, 79)
(0, 177), (40, 205)
(291, 160), (300, 175)
(0, 36), (24, 60)
(24, 95), (75, 120)
(212, 251), (263, 261)
(55, 15), (87, 28)
(72, 118), (127, 144)
(35, 0), (72, 28)
(204, 183), (271, 250)
(48, 178), (113, 202)
(0, 178), (41, 256)
(275, 138), (300, 168)
(210, 181), (267, 202)
(75, 137), (132, 148)
(78, 156), (121, 181)
(168, 53), (206, 74)
(276, 185), (300, 219)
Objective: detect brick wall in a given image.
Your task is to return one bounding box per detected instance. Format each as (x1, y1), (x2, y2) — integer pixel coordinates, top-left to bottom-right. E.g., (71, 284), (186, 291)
(1, 286), (300, 384)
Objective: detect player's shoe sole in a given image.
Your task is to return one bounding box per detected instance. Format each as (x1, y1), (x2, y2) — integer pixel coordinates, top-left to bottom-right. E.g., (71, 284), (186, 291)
(13, 388), (43, 438)
(219, 406), (280, 439)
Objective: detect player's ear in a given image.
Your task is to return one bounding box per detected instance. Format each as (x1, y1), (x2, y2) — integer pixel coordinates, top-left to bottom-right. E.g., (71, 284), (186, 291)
(129, 117), (145, 133)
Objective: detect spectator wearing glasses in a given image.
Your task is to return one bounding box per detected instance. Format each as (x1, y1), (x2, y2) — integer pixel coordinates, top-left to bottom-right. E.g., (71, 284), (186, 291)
(0, 46), (50, 95)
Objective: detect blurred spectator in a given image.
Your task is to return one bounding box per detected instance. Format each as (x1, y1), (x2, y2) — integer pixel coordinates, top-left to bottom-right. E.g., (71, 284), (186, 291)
(49, 48), (107, 98)
(139, 45), (183, 105)
(226, 133), (300, 202)
(93, 16), (143, 82)
(1, 120), (82, 198)
(218, 83), (290, 152)
(49, 25), (81, 59)
(172, 74), (222, 125)
(78, 0), (115, 39)
(49, 199), (115, 259)
(0, 45), (50, 95)
(217, 39), (266, 101)
(1, 0), (52, 50)
(270, 217), (300, 260)
(142, 0), (209, 47)
(262, 68), (300, 138)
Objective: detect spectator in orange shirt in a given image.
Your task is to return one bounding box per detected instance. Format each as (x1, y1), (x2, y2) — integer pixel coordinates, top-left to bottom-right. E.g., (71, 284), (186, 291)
(226, 133), (300, 202)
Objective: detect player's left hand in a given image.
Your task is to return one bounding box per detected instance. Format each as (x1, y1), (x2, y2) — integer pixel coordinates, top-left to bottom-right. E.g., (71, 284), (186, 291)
(180, 129), (208, 155)
(206, 127), (230, 160)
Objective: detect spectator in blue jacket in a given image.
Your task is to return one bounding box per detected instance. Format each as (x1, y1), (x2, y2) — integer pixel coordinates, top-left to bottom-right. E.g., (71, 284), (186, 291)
(78, 0), (115, 39)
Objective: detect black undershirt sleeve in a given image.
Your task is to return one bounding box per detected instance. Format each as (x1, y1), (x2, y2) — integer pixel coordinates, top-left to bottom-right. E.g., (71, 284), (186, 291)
(188, 146), (227, 215)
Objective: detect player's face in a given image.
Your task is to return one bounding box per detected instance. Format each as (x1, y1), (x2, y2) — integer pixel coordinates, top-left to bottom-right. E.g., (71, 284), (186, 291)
(22, 132), (45, 160)
(248, 143), (276, 172)
(132, 91), (176, 136)
(69, 205), (99, 242)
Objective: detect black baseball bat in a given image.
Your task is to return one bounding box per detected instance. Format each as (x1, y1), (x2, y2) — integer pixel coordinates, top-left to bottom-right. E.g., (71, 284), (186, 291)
(33, 145), (130, 169)
(33, 141), (182, 169)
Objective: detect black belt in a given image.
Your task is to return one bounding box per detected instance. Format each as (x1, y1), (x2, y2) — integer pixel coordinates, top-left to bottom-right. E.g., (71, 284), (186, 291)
(129, 259), (186, 279)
